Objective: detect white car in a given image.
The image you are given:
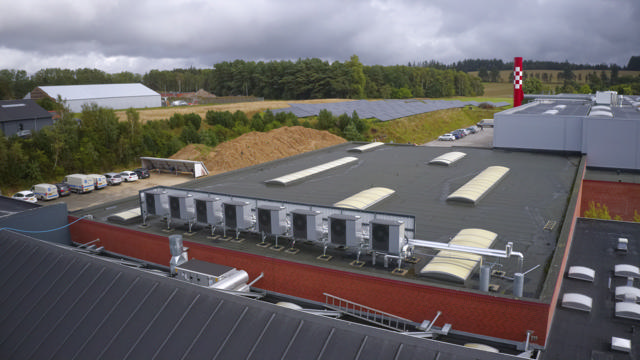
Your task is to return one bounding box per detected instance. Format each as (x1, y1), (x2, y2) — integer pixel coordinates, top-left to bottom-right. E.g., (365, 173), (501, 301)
(104, 172), (123, 185)
(12, 190), (38, 203)
(438, 133), (456, 141)
(120, 171), (139, 182)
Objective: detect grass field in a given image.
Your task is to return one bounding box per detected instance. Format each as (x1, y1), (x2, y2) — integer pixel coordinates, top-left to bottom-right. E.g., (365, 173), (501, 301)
(467, 70), (640, 85)
(367, 107), (501, 144)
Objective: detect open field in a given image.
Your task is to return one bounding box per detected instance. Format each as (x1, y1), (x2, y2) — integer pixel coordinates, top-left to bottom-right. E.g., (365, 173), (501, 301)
(468, 70), (640, 84)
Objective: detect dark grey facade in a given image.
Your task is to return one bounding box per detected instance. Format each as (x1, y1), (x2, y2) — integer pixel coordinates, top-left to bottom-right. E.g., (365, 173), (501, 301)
(0, 99), (54, 137)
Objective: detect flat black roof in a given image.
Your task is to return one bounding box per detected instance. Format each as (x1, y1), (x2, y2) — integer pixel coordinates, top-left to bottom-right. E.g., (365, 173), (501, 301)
(544, 218), (640, 359)
(0, 230), (524, 360)
(75, 143), (580, 299)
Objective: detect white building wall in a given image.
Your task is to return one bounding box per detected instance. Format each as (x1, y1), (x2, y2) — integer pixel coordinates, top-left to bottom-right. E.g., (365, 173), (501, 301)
(66, 95), (161, 113)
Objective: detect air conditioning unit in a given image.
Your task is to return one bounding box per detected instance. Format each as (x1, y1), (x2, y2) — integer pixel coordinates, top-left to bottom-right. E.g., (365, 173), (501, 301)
(369, 219), (405, 255)
(328, 214), (361, 247)
(256, 205), (286, 235)
(143, 190), (166, 216)
(195, 197), (221, 225)
(291, 209), (322, 241)
(222, 201), (251, 229)
(169, 195), (193, 220)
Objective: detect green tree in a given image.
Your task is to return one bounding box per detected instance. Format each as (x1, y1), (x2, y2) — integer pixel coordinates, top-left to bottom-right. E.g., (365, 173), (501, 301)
(184, 113), (202, 131)
(345, 55), (366, 99)
(578, 84), (592, 94)
(523, 77), (543, 94)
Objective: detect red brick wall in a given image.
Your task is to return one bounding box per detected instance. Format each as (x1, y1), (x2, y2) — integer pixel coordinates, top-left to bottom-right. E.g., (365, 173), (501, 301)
(70, 218), (550, 344)
(581, 180), (640, 221)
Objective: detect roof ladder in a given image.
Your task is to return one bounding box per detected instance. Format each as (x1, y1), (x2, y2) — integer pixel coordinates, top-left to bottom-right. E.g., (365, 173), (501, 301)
(323, 293), (411, 332)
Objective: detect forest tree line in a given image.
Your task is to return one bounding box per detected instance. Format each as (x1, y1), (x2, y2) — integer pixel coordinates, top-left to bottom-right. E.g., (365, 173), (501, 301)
(0, 56), (483, 100)
(3, 55), (638, 100)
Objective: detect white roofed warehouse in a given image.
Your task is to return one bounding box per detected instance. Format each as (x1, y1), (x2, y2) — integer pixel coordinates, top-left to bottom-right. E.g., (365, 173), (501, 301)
(26, 83), (161, 113)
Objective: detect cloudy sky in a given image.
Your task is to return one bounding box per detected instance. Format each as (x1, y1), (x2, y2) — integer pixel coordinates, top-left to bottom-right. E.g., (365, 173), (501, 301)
(1, 0), (638, 74)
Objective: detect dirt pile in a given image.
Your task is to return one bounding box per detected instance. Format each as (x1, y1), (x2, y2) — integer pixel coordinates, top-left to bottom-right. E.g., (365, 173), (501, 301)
(170, 126), (347, 175)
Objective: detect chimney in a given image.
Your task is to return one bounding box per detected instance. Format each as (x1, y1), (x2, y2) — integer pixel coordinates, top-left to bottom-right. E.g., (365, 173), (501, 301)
(513, 57), (524, 107)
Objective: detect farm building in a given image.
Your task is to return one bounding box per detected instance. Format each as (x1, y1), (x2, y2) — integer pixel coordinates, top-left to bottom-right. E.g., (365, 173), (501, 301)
(26, 83), (161, 113)
(0, 99), (53, 137)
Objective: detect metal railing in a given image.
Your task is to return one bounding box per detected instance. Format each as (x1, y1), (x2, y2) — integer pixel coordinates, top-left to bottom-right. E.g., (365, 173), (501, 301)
(323, 293), (412, 332)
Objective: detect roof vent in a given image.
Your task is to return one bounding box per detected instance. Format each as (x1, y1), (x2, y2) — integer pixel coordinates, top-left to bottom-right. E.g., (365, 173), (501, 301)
(561, 293), (592, 312)
(614, 264), (640, 278)
(543, 109), (559, 115)
(611, 337), (631, 353)
(615, 302), (640, 320)
(617, 237), (628, 252)
(1, 103), (26, 108)
(567, 266), (595, 282)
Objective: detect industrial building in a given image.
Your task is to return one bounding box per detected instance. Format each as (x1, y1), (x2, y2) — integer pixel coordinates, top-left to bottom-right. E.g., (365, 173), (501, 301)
(494, 92), (640, 170)
(1, 92), (639, 359)
(0, 99), (53, 137)
(25, 83), (162, 113)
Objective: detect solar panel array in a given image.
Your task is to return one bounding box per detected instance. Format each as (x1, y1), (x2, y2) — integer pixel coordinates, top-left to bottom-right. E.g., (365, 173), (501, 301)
(272, 99), (509, 121)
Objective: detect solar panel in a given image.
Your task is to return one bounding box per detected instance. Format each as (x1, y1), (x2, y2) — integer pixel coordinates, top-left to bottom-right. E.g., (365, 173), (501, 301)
(271, 99), (478, 122)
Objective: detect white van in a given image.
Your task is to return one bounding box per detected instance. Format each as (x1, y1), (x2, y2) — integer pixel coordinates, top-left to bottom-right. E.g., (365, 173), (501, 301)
(30, 183), (59, 201)
(87, 174), (108, 190)
(63, 174), (95, 193)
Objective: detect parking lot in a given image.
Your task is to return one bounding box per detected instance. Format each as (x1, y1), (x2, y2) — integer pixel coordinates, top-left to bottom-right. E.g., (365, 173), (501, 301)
(41, 172), (194, 212)
(424, 127), (494, 148)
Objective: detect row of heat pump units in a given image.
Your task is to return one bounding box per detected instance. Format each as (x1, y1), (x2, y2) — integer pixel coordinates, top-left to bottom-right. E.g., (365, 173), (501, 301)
(142, 191), (407, 255)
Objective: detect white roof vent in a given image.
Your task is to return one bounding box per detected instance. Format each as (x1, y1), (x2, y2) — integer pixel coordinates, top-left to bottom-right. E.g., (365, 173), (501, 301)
(615, 302), (640, 320)
(588, 110), (613, 118)
(553, 104), (567, 110)
(615, 264), (640, 278)
(611, 337), (631, 353)
(615, 286), (640, 302)
(617, 237), (628, 252)
(592, 105), (612, 111)
(567, 266), (595, 282)
(561, 293), (593, 312)
(543, 109), (559, 115)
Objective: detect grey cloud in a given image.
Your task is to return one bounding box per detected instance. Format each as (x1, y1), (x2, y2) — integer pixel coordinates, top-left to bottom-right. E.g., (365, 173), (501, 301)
(0, 0), (638, 74)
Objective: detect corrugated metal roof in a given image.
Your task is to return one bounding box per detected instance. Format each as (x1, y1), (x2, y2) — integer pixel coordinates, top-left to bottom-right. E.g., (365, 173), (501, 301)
(36, 83), (159, 101)
(0, 230), (522, 360)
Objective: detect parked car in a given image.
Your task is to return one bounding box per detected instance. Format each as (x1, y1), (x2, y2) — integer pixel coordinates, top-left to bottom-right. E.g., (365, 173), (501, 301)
(63, 174), (95, 193)
(466, 125), (479, 134)
(55, 182), (71, 197)
(438, 133), (456, 141)
(104, 172), (123, 185)
(120, 171), (139, 182)
(450, 130), (464, 139)
(133, 168), (150, 179)
(30, 183), (59, 201)
(12, 190), (37, 203)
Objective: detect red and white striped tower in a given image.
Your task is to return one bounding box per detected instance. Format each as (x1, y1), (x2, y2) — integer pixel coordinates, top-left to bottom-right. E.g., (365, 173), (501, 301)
(513, 57), (524, 107)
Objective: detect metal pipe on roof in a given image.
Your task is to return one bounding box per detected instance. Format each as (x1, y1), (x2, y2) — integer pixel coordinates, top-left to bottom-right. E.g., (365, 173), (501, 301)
(407, 238), (525, 272)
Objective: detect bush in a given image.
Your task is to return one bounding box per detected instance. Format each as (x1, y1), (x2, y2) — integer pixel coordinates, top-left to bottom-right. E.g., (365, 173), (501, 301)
(184, 113), (202, 130)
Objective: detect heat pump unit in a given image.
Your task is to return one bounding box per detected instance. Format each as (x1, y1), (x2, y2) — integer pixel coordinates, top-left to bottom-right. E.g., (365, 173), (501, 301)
(256, 205), (286, 235)
(328, 214), (361, 247)
(222, 201), (251, 229)
(291, 209), (322, 241)
(369, 219), (405, 255)
(195, 198), (220, 225)
(144, 190), (166, 216)
(169, 195), (192, 220)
